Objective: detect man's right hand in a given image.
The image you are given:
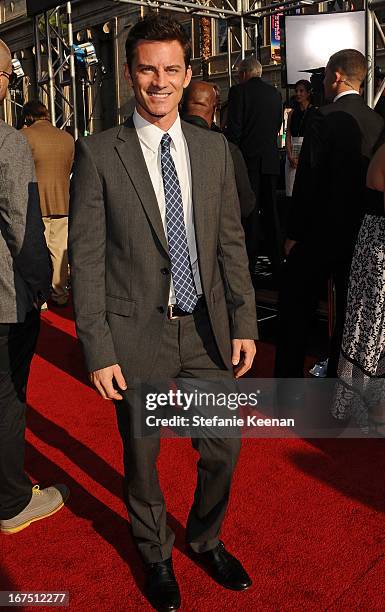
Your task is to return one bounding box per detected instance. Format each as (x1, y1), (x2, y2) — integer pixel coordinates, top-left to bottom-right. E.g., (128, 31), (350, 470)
(89, 364), (127, 401)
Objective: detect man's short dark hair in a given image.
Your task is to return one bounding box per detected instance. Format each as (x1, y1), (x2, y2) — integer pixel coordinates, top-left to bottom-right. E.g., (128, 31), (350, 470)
(328, 49), (367, 84)
(21, 100), (49, 126)
(125, 14), (192, 72)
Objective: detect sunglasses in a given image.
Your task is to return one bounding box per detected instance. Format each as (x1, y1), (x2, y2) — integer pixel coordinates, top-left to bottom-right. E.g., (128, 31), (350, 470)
(0, 70), (17, 87)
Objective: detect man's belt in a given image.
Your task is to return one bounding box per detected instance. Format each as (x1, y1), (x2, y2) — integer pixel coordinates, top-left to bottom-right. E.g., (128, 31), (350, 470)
(167, 297), (205, 320)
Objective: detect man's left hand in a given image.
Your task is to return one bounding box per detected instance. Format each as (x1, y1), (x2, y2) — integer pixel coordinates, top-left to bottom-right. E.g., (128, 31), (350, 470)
(232, 339), (256, 378)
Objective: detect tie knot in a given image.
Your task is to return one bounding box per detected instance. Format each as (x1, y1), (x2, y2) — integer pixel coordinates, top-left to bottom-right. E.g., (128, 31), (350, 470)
(161, 133), (172, 152)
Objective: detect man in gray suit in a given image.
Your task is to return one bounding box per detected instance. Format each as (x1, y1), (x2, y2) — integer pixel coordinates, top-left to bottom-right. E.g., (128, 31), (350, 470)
(69, 16), (257, 611)
(0, 40), (69, 534)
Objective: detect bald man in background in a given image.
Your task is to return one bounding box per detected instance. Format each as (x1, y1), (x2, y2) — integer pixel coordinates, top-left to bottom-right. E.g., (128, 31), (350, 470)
(0, 40), (68, 534)
(182, 81), (255, 219)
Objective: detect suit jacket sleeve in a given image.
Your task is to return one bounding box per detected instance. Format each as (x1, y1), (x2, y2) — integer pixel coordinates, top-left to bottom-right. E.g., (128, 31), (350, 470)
(226, 85), (244, 146)
(69, 138), (118, 372)
(218, 136), (258, 340)
(229, 143), (256, 218)
(0, 130), (51, 301)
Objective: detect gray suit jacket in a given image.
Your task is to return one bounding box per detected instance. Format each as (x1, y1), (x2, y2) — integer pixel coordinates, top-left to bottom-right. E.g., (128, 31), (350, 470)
(0, 120), (51, 323)
(69, 117), (257, 379)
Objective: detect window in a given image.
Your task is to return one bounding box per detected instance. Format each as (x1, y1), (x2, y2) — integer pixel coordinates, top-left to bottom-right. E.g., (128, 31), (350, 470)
(4, 0), (25, 21)
(182, 19), (192, 48)
(216, 19), (228, 54)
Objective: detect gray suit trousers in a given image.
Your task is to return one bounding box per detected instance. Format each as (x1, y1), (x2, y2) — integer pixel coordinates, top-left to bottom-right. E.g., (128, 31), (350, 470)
(114, 306), (241, 564)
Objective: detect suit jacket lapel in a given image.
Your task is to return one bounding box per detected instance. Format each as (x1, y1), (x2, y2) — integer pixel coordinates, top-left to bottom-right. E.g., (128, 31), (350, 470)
(115, 117), (169, 255)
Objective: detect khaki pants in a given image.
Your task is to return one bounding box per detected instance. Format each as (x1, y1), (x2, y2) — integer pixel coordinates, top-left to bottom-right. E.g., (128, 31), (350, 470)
(43, 216), (69, 305)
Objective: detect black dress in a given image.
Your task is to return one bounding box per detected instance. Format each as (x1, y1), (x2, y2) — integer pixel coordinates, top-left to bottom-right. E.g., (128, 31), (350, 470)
(285, 105), (316, 196)
(290, 105), (316, 137)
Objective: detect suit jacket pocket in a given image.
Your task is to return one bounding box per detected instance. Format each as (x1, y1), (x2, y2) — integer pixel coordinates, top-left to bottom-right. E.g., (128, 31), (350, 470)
(105, 295), (136, 317)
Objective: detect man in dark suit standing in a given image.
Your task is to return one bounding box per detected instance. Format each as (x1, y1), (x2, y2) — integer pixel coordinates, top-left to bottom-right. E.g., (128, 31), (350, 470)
(226, 57), (283, 275)
(182, 80), (256, 219)
(69, 15), (257, 611)
(275, 49), (384, 379)
(0, 39), (68, 535)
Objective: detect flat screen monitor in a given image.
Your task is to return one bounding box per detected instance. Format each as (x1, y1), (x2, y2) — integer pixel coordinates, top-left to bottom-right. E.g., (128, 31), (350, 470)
(285, 11), (366, 86)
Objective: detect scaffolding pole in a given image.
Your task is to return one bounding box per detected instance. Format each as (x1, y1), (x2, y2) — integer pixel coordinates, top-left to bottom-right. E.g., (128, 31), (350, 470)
(227, 21), (232, 88)
(28, 0), (385, 136)
(34, 2), (78, 136)
(67, 2), (79, 139)
(366, 0), (375, 108)
(108, 0), (242, 18)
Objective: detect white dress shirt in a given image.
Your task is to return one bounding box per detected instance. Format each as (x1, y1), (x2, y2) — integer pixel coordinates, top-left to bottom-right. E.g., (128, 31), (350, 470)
(333, 89), (360, 103)
(133, 109), (202, 305)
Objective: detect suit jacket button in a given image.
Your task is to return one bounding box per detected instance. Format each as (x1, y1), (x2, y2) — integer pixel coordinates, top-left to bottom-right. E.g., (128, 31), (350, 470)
(157, 306), (165, 313)
(161, 268), (170, 275)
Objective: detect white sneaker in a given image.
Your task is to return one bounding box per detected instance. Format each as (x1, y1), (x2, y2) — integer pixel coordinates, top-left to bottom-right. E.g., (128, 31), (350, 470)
(0, 484), (69, 534)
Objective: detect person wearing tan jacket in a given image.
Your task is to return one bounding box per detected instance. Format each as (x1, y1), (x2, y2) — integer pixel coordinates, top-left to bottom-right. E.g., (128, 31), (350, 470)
(21, 101), (75, 307)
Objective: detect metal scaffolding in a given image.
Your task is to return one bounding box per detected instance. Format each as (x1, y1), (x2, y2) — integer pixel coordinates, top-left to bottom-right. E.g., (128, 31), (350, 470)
(367, 0), (385, 107)
(33, 1), (78, 138)
(28, 0), (385, 137)
(111, 0), (379, 87)
(109, 0), (251, 89)
(108, 0), (326, 69)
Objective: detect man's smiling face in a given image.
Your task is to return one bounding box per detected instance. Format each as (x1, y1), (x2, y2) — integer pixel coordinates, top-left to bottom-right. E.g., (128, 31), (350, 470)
(125, 39), (192, 128)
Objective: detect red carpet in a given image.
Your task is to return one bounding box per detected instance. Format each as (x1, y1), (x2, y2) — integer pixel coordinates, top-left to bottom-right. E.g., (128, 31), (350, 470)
(2, 305), (385, 611)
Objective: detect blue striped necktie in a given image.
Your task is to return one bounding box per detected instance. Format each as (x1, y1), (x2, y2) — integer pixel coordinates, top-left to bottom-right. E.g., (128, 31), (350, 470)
(160, 133), (198, 313)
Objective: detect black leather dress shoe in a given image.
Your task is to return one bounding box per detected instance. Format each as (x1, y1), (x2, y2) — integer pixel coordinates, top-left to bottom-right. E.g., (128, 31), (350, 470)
(144, 558), (181, 611)
(191, 541), (252, 591)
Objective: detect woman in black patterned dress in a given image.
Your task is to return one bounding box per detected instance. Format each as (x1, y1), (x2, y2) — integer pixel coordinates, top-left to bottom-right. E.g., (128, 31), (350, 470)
(333, 143), (385, 433)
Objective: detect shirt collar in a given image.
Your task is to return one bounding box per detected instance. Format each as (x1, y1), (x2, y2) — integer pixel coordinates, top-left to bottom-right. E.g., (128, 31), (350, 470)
(333, 90), (360, 103)
(133, 108), (183, 153)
